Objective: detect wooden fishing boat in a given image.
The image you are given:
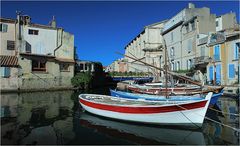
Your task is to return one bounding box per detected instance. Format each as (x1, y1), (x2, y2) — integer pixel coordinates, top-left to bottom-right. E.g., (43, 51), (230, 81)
(79, 92), (213, 127)
(127, 84), (201, 95)
(79, 112), (206, 144)
(110, 89), (223, 106)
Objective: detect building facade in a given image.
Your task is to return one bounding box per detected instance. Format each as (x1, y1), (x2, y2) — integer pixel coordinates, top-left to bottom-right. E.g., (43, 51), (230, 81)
(0, 14), (75, 91)
(162, 3), (216, 72)
(207, 30), (239, 85)
(0, 18), (19, 90)
(124, 20), (166, 81)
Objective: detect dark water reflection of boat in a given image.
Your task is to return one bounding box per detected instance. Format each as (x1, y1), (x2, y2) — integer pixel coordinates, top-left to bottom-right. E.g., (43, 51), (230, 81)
(79, 111), (206, 145)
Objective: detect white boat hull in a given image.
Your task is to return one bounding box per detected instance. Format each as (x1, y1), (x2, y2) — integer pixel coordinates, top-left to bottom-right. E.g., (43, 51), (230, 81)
(79, 92), (212, 127)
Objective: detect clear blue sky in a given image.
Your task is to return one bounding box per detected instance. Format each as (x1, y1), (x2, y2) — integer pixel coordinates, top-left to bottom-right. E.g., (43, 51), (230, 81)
(1, 1), (239, 66)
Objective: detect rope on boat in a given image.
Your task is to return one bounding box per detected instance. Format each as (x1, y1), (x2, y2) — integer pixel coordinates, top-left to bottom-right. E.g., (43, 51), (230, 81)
(209, 107), (240, 116)
(176, 104), (240, 132)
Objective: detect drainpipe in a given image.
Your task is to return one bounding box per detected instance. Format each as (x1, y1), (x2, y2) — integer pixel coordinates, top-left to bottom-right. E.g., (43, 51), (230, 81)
(16, 11), (22, 91)
(54, 28), (63, 56)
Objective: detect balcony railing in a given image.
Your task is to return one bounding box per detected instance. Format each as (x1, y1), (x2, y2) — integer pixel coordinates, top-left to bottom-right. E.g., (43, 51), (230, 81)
(194, 56), (209, 65)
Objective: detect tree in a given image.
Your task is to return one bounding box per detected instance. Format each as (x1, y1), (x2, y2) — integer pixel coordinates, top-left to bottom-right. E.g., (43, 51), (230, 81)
(71, 72), (92, 89)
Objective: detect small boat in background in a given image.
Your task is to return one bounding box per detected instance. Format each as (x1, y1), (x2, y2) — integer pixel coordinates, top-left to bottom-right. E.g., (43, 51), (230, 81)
(110, 89), (223, 106)
(127, 84), (201, 95)
(79, 92), (213, 127)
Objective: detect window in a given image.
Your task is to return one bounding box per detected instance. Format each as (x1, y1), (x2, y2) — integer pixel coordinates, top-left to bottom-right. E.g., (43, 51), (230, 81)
(187, 59), (192, 70)
(214, 45), (220, 61)
(0, 67), (10, 78)
(26, 41), (31, 53)
(171, 32), (174, 42)
(234, 43), (239, 60)
(32, 60), (46, 72)
(171, 62), (174, 71)
(84, 64), (88, 71)
(216, 21), (219, 27)
(60, 63), (69, 72)
(0, 23), (8, 32)
(176, 61), (180, 71)
(80, 64), (84, 70)
(187, 39), (192, 53)
(28, 29), (39, 35)
(186, 24), (189, 33)
(200, 46), (205, 57)
(170, 47), (174, 57)
(191, 21), (195, 31)
(7, 40), (15, 50)
(228, 64), (235, 79)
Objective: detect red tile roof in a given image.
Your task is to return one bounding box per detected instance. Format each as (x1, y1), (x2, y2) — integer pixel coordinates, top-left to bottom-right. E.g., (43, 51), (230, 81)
(0, 55), (19, 67)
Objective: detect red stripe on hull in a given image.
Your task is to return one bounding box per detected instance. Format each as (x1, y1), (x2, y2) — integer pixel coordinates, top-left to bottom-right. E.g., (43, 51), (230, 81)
(80, 99), (207, 114)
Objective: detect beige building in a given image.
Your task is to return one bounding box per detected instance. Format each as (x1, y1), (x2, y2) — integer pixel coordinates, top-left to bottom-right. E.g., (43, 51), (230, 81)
(124, 20), (166, 81)
(0, 13), (75, 91)
(0, 18), (20, 90)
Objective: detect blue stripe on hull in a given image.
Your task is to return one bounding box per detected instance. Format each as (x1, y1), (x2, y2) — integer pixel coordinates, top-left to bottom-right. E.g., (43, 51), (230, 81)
(110, 89), (223, 105)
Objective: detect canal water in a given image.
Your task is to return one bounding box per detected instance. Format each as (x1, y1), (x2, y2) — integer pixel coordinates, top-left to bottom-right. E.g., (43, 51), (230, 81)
(1, 88), (239, 145)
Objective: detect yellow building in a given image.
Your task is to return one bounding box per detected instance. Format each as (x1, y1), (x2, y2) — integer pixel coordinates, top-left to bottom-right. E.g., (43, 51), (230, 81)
(207, 30), (239, 85)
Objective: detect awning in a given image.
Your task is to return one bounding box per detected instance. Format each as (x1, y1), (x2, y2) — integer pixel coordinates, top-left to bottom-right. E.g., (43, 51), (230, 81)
(0, 55), (19, 67)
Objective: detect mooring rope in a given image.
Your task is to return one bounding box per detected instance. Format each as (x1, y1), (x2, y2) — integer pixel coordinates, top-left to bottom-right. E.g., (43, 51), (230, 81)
(176, 104), (240, 132)
(204, 116), (239, 132)
(209, 107), (240, 116)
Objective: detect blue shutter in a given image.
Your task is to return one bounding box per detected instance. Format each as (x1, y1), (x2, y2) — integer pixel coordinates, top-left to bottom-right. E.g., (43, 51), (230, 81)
(216, 64), (221, 84)
(214, 45), (220, 61)
(209, 66), (213, 81)
(5, 67), (10, 77)
(0, 67), (10, 77)
(228, 64), (235, 78)
(234, 43), (239, 60)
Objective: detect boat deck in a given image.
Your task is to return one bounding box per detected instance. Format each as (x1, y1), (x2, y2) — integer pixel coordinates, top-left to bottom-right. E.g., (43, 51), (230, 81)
(80, 94), (189, 106)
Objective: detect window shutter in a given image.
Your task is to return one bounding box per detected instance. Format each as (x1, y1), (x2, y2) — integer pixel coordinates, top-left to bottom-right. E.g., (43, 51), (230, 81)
(228, 64), (235, 78)
(209, 66), (213, 81)
(2, 24), (8, 32)
(0, 67), (4, 77)
(4, 67), (10, 77)
(234, 43), (239, 60)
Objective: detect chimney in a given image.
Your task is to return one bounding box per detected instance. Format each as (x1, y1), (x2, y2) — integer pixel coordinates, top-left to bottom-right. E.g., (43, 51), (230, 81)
(24, 16), (31, 25)
(188, 3), (195, 9)
(50, 16), (57, 28)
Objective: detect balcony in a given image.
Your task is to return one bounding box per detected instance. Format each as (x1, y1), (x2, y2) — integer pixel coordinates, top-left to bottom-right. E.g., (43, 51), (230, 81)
(194, 56), (209, 65)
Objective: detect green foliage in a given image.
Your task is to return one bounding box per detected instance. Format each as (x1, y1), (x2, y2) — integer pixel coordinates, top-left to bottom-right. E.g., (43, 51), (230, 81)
(174, 70), (189, 73)
(71, 72), (92, 88)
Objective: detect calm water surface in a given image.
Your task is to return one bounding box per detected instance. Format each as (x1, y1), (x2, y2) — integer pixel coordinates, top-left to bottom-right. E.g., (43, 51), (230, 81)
(1, 88), (239, 145)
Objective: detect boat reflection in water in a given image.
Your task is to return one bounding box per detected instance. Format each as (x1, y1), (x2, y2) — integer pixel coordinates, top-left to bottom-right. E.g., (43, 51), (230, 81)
(79, 111), (206, 145)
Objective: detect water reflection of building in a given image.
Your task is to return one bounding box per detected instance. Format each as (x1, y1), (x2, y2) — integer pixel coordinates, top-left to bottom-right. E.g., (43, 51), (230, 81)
(203, 97), (239, 144)
(1, 91), (75, 145)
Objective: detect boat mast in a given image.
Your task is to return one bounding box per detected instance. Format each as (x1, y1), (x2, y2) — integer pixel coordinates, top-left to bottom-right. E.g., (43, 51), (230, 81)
(163, 38), (169, 98)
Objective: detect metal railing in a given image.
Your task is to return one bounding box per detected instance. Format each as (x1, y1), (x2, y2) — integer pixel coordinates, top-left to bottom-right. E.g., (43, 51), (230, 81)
(193, 56), (209, 65)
